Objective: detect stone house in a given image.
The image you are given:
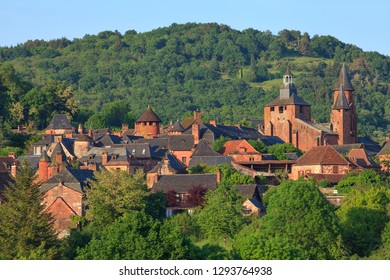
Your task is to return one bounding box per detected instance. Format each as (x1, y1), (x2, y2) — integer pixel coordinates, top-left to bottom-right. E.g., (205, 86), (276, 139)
(221, 139), (262, 162)
(45, 114), (75, 136)
(40, 167), (94, 238)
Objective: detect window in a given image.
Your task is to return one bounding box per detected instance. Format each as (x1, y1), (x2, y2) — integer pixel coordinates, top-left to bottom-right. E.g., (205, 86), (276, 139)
(142, 149), (146, 154)
(279, 106), (284, 113)
(300, 106), (303, 113)
(182, 157), (187, 165)
(333, 166), (339, 174)
(270, 107), (275, 112)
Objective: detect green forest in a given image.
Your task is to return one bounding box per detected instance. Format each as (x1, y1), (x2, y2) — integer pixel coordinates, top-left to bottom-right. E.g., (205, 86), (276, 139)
(0, 22), (389, 143)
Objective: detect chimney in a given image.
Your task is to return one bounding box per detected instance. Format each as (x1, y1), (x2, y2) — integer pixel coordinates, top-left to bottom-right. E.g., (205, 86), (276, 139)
(11, 163), (17, 178)
(194, 108), (202, 124)
(147, 172), (159, 189)
(192, 123), (200, 145)
(122, 123), (128, 134)
(386, 135), (390, 142)
(216, 168), (222, 184)
(209, 120), (217, 126)
(54, 135), (63, 143)
(56, 151), (62, 165)
(78, 123), (84, 134)
(102, 151), (108, 165)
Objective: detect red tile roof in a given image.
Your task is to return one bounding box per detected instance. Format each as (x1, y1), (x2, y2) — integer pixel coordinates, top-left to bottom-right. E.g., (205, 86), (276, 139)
(295, 146), (350, 166)
(221, 140), (259, 155)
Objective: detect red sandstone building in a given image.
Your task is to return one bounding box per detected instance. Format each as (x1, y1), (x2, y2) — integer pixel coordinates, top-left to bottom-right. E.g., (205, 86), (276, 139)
(134, 105), (162, 138)
(264, 65), (357, 152)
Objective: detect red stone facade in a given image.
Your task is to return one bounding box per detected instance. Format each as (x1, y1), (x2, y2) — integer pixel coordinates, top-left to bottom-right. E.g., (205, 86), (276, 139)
(264, 66), (357, 152)
(43, 183), (83, 238)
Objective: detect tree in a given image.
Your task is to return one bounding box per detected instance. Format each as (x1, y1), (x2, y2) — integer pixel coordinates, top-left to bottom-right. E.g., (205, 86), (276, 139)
(0, 159), (58, 259)
(84, 169), (149, 228)
(212, 136), (231, 152)
(76, 211), (194, 260)
(233, 180), (346, 259)
(337, 186), (390, 257)
(197, 184), (245, 240)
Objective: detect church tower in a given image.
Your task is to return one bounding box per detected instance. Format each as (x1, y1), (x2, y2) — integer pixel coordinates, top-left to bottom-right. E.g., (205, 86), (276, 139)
(264, 69), (311, 145)
(330, 64), (357, 144)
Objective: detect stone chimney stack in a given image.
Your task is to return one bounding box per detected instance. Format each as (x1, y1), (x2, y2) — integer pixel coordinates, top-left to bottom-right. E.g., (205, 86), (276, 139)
(194, 108), (202, 124)
(192, 123), (200, 145)
(216, 167), (222, 184)
(11, 163), (17, 178)
(102, 151), (108, 165)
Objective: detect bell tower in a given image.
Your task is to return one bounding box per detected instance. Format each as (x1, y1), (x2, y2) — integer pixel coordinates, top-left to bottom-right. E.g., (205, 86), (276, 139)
(331, 64), (357, 144)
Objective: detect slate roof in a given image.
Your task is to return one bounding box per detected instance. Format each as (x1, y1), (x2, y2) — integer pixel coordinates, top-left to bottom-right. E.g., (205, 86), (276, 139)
(265, 92), (310, 107)
(40, 168), (94, 194)
(17, 155), (41, 170)
(149, 153), (186, 174)
(33, 135), (55, 146)
(45, 114), (73, 130)
(188, 139), (233, 168)
(136, 138), (169, 158)
(295, 118), (338, 135)
(169, 120), (185, 133)
(357, 137), (382, 155)
(203, 123), (263, 140)
(126, 143), (154, 158)
(260, 135), (285, 146)
(334, 64), (354, 91)
(96, 134), (122, 147)
(153, 174), (218, 193)
(332, 143), (364, 155)
(295, 146), (350, 166)
(377, 141), (390, 156)
(168, 135), (194, 151)
(235, 184), (261, 200)
(136, 106), (162, 123)
(188, 156), (233, 169)
(332, 84), (351, 110)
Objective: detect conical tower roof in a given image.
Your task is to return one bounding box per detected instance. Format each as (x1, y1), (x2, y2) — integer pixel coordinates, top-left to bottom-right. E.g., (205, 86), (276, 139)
(334, 64), (354, 91)
(332, 84), (351, 110)
(136, 105), (162, 123)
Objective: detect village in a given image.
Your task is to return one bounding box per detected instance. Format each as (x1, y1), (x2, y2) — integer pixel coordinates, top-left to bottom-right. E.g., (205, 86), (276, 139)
(0, 64), (389, 238)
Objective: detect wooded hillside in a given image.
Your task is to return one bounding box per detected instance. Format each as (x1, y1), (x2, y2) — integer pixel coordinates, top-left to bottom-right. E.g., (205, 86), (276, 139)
(1, 23), (389, 142)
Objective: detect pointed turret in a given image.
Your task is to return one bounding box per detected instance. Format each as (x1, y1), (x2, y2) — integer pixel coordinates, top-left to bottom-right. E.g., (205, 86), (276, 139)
(332, 84), (351, 110)
(334, 63), (354, 91)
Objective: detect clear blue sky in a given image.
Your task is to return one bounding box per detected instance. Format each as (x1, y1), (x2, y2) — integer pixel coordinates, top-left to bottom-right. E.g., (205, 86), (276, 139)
(1, 0), (389, 56)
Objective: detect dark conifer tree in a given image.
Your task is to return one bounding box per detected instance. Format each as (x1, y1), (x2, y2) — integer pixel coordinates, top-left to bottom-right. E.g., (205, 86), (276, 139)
(0, 159), (59, 259)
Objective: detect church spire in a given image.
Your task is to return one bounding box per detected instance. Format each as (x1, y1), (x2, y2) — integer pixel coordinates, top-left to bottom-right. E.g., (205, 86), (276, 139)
(332, 84), (350, 110)
(334, 63), (354, 91)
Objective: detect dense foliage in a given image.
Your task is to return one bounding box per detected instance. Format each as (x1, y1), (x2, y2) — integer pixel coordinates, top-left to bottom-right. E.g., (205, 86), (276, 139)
(233, 180), (346, 260)
(0, 23), (389, 142)
(0, 160), (59, 259)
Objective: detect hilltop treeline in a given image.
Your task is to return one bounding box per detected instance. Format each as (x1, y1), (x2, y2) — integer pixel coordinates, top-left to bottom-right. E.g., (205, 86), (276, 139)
(0, 23), (389, 141)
